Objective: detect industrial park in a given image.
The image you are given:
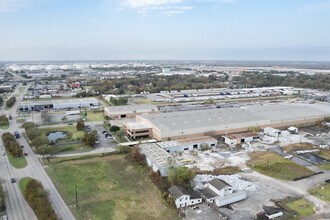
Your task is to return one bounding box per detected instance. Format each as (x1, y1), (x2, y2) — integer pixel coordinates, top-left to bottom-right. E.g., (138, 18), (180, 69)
(0, 60), (329, 220)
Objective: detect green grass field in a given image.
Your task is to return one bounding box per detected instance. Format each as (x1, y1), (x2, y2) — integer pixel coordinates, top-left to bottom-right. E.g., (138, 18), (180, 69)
(248, 151), (314, 181)
(309, 183), (330, 202)
(51, 143), (93, 155)
(5, 106), (12, 111)
(40, 126), (84, 140)
(19, 86), (26, 93)
(0, 124), (9, 130)
(46, 154), (178, 220)
(81, 111), (104, 122)
(19, 177), (33, 194)
(5, 148), (27, 169)
(285, 199), (315, 218)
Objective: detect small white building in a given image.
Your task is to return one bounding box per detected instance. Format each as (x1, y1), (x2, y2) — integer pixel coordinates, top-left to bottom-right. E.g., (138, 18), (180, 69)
(199, 178), (246, 207)
(168, 185), (202, 208)
(222, 132), (259, 147)
(288, 126), (298, 134)
(157, 136), (217, 154)
(264, 127), (282, 137)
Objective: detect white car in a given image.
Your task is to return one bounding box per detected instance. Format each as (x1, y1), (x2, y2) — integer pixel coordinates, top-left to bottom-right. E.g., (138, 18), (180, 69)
(1, 151), (6, 156)
(95, 140), (100, 144)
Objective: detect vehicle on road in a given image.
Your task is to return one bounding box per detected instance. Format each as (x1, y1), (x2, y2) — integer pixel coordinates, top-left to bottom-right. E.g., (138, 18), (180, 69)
(24, 153), (28, 156)
(1, 151), (5, 156)
(68, 123), (73, 125)
(14, 131), (20, 139)
(9, 114), (12, 120)
(11, 178), (16, 183)
(21, 145), (24, 148)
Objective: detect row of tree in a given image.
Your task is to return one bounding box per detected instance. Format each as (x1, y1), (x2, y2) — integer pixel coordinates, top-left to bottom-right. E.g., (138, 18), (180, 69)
(24, 179), (58, 220)
(5, 97), (16, 108)
(1, 132), (22, 157)
(0, 180), (5, 213)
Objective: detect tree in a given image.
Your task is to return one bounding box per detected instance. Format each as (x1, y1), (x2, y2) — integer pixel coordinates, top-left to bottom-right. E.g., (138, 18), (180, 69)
(116, 130), (125, 140)
(61, 116), (68, 123)
(110, 125), (120, 132)
(200, 143), (211, 151)
(76, 120), (84, 131)
(168, 167), (195, 188)
(6, 97), (16, 107)
(85, 133), (96, 146)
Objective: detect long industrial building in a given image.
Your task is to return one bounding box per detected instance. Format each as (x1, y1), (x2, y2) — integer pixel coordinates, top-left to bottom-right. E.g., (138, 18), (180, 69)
(19, 97), (99, 111)
(136, 103), (330, 141)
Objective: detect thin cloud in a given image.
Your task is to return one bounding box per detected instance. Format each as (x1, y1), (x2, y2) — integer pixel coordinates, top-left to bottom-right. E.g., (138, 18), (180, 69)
(0, 0), (36, 13)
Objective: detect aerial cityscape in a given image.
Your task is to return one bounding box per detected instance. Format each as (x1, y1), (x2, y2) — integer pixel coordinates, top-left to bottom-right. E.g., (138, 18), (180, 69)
(0, 1), (330, 220)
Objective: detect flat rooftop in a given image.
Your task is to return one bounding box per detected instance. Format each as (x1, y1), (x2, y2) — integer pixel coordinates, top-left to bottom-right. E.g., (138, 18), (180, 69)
(20, 97), (98, 105)
(224, 132), (259, 140)
(138, 103), (330, 138)
(105, 104), (158, 115)
(124, 121), (152, 130)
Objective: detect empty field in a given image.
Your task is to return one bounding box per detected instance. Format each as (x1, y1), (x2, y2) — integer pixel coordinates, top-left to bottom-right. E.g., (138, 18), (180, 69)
(45, 154), (178, 220)
(81, 111), (104, 122)
(248, 151), (314, 181)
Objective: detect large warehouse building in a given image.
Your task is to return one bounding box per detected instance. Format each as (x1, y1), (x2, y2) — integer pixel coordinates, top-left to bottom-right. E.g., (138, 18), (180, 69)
(136, 103), (330, 141)
(104, 104), (158, 119)
(19, 98), (99, 111)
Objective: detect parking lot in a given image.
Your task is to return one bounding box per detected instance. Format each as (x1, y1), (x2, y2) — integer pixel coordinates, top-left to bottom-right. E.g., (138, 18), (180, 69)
(92, 124), (117, 150)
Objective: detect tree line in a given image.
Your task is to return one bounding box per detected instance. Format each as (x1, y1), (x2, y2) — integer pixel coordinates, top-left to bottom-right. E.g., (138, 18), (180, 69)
(1, 132), (23, 157)
(6, 97), (16, 108)
(24, 179), (58, 220)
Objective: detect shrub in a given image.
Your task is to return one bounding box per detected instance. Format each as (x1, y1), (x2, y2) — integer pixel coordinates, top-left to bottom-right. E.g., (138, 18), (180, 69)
(1, 132), (23, 157)
(117, 145), (132, 154)
(200, 143), (211, 151)
(0, 115), (9, 126)
(110, 126), (120, 132)
(24, 179), (58, 220)
(168, 167), (195, 188)
(76, 120), (85, 131)
(6, 97), (16, 107)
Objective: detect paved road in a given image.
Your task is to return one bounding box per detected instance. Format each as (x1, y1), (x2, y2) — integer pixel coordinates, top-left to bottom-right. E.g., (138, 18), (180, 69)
(1, 84), (75, 220)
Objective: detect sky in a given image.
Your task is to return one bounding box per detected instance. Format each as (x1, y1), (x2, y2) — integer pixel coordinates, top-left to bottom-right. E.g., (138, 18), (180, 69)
(0, 0), (330, 61)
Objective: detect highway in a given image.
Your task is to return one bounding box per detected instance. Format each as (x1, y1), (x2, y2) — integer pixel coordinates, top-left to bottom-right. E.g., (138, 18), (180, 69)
(0, 83), (75, 220)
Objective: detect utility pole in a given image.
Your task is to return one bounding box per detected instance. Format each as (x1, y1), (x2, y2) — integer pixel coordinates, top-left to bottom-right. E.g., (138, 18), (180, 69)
(74, 184), (78, 208)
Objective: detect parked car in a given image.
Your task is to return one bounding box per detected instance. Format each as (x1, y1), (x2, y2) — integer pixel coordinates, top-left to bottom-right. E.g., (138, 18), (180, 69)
(11, 178), (16, 183)
(1, 151), (5, 156)
(95, 140), (100, 144)
(102, 130), (108, 134)
(68, 123), (73, 125)
(24, 153), (28, 156)
(105, 134), (112, 139)
(21, 145), (24, 148)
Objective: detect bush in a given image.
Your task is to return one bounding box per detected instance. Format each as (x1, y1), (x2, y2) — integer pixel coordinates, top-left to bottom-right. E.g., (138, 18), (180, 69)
(168, 167), (195, 188)
(127, 146), (146, 166)
(117, 145), (132, 154)
(110, 126), (120, 132)
(76, 120), (85, 131)
(6, 97), (16, 107)
(200, 143), (211, 151)
(1, 132), (23, 157)
(0, 115), (9, 126)
(24, 179), (58, 220)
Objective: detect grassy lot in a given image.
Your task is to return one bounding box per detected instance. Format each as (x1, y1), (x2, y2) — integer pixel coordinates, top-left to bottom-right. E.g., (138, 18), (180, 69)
(81, 111), (104, 122)
(0, 124), (9, 130)
(248, 151), (314, 181)
(309, 183), (330, 202)
(131, 98), (169, 105)
(19, 86), (25, 93)
(16, 119), (25, 123)
(285, 199), (315, 218)
(40, 126), (84, 140)
(19, 177), (33, 194)
(319, 151), (330, 160)
(5, 106), (12, 111)
(45, 154), (178, 220)
(5, 148), (27, 169)
(318, 163), (330, 170)
(51, 143), (93, 155)
(282, 143), (315, 153)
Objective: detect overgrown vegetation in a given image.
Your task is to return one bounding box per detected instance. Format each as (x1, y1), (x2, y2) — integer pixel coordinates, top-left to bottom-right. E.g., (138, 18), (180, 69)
(0, 115), (9, 129)
(168, 167), (195, 188)
(0, 180), (5, 213)
(309, 183), (330, 202)
(45, 154), (178, 220)
(109, 97), (128, 106)
(248, 151), (314, 181)
(5, 96), (16, 107)
(2, 132), (23, 157)
(23, 179), (58, 220)
(22, 122), (49, 147)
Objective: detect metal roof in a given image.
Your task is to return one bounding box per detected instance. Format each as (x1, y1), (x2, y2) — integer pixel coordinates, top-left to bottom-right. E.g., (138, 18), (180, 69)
(105, 104), (158, 115)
